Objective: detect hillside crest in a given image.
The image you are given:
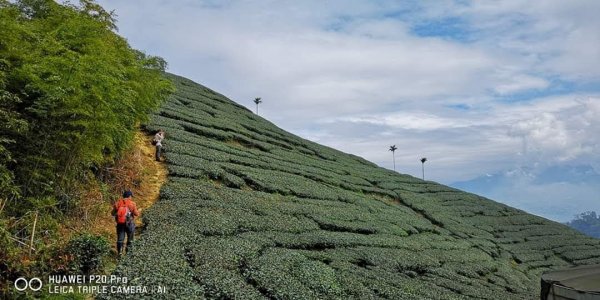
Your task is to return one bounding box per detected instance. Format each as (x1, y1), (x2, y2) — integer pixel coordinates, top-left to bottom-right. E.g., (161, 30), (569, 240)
(106, 73), (600, 299)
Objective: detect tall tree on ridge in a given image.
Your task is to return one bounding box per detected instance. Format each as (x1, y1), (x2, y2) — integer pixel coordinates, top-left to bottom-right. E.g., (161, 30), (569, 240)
(421, 157), (427, 180)
(254, 97), (262, 115)
(389, 145), (397, 171)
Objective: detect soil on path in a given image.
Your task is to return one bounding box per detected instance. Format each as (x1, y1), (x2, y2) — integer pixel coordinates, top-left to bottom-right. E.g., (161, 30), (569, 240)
(130, 131), (168, 225)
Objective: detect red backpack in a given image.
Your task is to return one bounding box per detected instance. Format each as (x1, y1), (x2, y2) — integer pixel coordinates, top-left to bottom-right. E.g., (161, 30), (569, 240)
(116, 199), (132, 224)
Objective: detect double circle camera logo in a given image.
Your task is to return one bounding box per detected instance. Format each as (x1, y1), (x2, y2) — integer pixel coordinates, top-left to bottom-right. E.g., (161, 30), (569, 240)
(14, 277), (43, 292)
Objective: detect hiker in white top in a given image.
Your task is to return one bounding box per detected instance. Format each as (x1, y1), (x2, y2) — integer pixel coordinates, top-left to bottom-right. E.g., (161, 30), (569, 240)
(154, 129), (165, 161)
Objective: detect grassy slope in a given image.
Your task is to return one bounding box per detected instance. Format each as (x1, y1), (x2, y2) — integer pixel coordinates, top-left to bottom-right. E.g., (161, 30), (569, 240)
(107, 74), (600, 299)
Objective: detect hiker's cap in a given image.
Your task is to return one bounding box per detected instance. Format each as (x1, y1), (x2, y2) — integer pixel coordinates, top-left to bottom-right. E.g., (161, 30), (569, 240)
(123, 190), (133, 198)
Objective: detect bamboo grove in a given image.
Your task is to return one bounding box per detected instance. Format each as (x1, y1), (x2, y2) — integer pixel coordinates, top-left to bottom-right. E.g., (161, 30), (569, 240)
(0, 0), (172, 285)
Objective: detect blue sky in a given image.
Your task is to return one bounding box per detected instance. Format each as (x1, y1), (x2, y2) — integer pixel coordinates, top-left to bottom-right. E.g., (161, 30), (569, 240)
(95, 0), (600, 222)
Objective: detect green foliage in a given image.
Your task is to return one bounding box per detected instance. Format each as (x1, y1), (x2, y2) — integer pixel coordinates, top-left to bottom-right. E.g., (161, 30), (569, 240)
(100, 73), (600, 299)
(0, 56), (28, 199)
(0, 0), (172, 292)
(0, 0), (172, 201)
(66, 233), (110, 275)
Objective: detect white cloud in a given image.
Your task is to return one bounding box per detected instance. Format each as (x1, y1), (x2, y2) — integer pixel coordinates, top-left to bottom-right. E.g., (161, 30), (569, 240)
(493, 74), (550, 95)
(326, 112), (473, 131)
(450, 0), (600, 81)
(508, 98), (600, 163)
(313, 95), (600, 183)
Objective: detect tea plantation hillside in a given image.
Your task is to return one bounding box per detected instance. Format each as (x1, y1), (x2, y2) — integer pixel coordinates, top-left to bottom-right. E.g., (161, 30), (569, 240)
(107, 74), (600, 299)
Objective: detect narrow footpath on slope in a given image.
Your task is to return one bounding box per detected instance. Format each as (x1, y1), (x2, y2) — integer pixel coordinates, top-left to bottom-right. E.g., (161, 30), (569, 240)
(130, 131), (168, 225)
(89, 130), (168, 256)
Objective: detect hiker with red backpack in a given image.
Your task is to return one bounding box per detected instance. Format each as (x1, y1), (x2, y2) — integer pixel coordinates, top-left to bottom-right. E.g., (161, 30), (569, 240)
(111, 190), (139, 256)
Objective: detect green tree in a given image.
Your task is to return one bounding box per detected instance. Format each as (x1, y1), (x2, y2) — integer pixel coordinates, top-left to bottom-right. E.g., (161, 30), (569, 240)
(254, 97), (262, 115)
(389, 145), (397, 171)
(0, 0), (172, 205)
(0, 83), (27, 201)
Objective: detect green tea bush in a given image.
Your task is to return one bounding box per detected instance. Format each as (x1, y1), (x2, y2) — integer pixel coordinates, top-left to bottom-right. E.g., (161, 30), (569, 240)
(66, 234), (111, 275)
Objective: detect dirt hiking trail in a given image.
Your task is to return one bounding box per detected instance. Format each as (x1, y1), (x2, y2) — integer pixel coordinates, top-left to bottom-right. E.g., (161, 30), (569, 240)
(87, 131), (167, 252)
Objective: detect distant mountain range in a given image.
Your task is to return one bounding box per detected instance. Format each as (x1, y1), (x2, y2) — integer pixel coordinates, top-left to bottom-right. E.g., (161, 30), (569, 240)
(451, 164), (600, 223)
(565, 211), (600, 239)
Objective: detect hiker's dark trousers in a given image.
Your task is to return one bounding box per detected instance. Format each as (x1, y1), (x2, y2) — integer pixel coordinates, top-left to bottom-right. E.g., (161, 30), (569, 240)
(116, 222), (135, 254)
(155, 145), (162, 161)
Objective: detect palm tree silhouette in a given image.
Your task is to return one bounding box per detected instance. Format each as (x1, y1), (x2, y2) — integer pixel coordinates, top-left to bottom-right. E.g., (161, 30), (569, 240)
(254, 97), (262, 115)
(389, 145), (397, 171)
(420, 157), (427, 180)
